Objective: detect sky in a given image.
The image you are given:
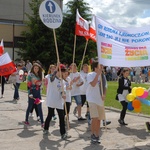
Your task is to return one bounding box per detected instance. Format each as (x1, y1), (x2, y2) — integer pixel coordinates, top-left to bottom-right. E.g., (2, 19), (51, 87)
(63, 0), (150, 27)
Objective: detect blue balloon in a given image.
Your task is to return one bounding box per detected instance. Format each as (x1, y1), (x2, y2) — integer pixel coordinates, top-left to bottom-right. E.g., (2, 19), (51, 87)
(127, 102), (134, 111)
(137, 97), (150, 106)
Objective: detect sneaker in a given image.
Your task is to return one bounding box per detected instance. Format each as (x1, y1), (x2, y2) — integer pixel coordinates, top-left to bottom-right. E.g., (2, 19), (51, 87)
(24, 121), (30, 126)
(43, 130), (50, 135)
(78, 117), (86, 121)
(91, 134), (101, 144)
(145, 122), (150, 131)
(41, 123), (44, 128)
(29, 113), (34, 118)
(53, 115), (57, 120)
(103, 120), (111, 126)
(118, 119), (128, 125)
(73, 106), (77, 116)
(61, 133), (71, 140)
(91, 134), (97, 143)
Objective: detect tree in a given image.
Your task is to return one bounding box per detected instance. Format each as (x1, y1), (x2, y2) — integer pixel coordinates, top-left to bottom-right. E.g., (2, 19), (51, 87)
(18, 0), (97, 70)
(18, 0), (57, 70)
(57, 0), (97, 66)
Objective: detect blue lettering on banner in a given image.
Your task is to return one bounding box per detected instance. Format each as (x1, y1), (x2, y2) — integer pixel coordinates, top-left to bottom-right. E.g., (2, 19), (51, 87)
(98, 24), (103, 30)
(132, 37), (150, 43)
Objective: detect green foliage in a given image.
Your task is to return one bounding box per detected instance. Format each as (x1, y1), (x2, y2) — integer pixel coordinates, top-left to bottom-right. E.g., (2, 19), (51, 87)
(18, 0), (97, 71)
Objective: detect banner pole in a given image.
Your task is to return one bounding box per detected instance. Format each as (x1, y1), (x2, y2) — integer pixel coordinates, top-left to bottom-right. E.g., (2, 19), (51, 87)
(79, 40), (89, 72)
(100, 71), (107, 132)
(53, 29), (70, 130)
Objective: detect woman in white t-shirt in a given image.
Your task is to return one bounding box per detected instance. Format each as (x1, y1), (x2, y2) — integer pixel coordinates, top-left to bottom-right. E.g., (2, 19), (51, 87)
(80, 64), (90, 118)
(69, 63), (86, 121)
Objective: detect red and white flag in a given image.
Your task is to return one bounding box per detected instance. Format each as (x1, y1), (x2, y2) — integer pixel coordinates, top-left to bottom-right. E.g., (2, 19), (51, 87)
(0, 52), (16, 76)
(75, 9), (89, 40)
(0, 39), (4, 56)
(89, 16), (96, 42)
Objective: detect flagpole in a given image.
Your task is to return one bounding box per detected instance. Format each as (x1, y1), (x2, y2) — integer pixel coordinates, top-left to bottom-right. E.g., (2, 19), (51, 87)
(100, 71), (107, 131)
(53, 29), (70, 130)
(72, 35), (76, 68)
(79, 39), (89, 72)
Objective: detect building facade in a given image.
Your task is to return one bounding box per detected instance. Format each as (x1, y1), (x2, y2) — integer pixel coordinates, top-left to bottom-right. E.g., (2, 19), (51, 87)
(0, 0), (63, 60)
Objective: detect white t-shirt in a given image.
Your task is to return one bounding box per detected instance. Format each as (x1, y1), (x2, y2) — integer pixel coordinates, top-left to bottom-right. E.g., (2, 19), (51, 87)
(64, 77), (71, 103)
(46, 75), (65, 109)
(80, 71), (88, 95)
(14, 69), (24, 83)
(86, 72), (103, 106)
(69, 72), (83, 96)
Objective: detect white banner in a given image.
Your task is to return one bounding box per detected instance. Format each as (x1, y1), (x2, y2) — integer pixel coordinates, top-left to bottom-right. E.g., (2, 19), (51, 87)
(95, 16), (150, 67)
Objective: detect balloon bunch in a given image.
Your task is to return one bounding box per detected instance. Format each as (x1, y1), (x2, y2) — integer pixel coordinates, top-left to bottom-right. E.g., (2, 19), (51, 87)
(126, 87), (149, 113)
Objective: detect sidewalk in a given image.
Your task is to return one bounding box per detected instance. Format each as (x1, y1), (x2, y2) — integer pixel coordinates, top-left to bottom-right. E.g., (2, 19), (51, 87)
(0, 84), (150, 150)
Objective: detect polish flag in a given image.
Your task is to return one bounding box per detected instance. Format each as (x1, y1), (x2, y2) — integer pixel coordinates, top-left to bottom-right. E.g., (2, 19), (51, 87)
(75, 9), (90, 40)
(0, 39), (4, 56)
(89, 16), (96, 42)
(0, 52), (16, 76)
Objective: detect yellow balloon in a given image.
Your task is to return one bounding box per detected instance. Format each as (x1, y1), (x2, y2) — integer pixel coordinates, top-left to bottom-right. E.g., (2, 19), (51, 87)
(135, 87), (144, 96)
(131, 87), (137, 97)
(126, 93), (135, 102)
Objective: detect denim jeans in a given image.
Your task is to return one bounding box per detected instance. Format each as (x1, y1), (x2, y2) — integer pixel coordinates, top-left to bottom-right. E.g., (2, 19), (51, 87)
(25, 88), (44, 124)
(71, 95), (82, 105)
(13, 83), (20, 99)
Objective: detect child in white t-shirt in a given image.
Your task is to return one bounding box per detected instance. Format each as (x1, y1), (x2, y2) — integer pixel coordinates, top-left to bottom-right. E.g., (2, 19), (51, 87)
(62, 69), (72, 121)
(43, 63), (71, 140)
(86, 61), (105, 144)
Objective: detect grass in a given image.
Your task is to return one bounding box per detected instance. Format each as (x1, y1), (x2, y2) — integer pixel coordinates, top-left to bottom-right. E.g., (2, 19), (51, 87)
(20, 81), (150, 115)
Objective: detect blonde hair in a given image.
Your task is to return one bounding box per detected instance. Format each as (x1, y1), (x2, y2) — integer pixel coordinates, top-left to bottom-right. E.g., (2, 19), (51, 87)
(48, 64), (56, 74)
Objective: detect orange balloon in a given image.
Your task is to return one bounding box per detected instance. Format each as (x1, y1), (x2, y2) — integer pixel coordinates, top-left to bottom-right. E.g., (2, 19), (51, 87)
(132, 99), (141, 108)
(134, 107), (141, 113)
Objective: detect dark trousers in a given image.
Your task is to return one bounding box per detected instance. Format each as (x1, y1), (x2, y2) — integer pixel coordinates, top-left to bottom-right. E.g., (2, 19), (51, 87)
(25, 88), (44, 124)
(13, 83), (20, 99)
(81, 95), (89, 108)
(25, 98), (44, 123)
(44, 107), (66, 136)
(1, 76), (5, 95)
(120, 101), (128, 120)
(64, 102), (71, 115)
(30, 104), (39, 117)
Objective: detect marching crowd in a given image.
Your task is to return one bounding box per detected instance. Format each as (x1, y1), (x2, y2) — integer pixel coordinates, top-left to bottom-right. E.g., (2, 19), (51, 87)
(0, 59), (149, 144)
